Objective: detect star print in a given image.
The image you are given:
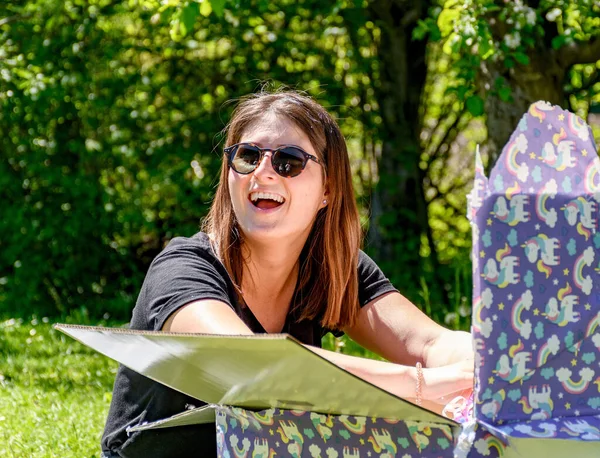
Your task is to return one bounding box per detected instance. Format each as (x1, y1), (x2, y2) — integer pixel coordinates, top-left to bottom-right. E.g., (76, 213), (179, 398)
(553, 278), (559, 285)
(529, 152), (536, 159)
(535, 224), (541, 230)
(367, 451), (372, 457)
(498, 303), (505, 311)
(533, 308), (540, 316)
(571, 359), (577, 366)
(497, 420), (504, 425)
(360, 438), (365, 445)
(508, 294), (513, 300)
(558, 393), (564, 399)
(493, 314), (498, 321)
(529, 187), (535, 192)
(532, 343), (537, 350)
(563, 268), (570, 275)
(489, 348), (494, 355)
(488, 376), (495, 384)
(565, 402), (571, 409)
(487, 218), (493, 226)
(547, 123), (553, 130)
(585, 303), (591, 311)
(276, 441), (280, 447)
(269, 429), (274, 435)
(558, 114), (565, 121)
(575, 410), (580, 416)
(480, 250), (486, 258)
(582, 149), (588, 157)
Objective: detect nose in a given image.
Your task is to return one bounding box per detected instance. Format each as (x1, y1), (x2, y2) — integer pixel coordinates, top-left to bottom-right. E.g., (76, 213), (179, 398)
(253, 151), (277, 180)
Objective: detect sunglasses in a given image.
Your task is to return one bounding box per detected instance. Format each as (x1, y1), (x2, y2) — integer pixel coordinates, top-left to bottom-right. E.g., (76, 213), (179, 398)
(225, 142), (321, 178)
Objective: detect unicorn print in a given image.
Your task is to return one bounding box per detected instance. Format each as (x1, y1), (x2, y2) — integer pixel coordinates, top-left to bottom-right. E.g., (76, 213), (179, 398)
(482, 244), (520, 287)
(522, 235), (560, 278)
(480, 389), (506, 420)
(518, 385), (554, 420)
(539, 127), (578, 171)
(367, 428), (398, 455)
(561, 420), (600, 440)
(543, 283), (580, 326)
(494, 340), (533, 384)
(492, 194), (530, 226)
(562, 197), (597, 236)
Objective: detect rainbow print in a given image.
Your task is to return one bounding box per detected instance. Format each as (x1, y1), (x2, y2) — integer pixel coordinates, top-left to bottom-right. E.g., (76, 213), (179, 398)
(567, 111), (590, 141)
(511, 293), (531, 338)
(481, 433), (506, 456)
(585, 312), (600, 337)
(557, 368), (595, 394)
(504, 139), (525, 181)
(535, 192), (556, 228)
(573, 248), (593, 293)
(584, 158), (600, 193)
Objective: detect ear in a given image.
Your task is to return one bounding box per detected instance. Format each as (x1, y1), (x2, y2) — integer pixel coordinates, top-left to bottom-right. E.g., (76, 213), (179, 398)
(320, 183), (330, 209)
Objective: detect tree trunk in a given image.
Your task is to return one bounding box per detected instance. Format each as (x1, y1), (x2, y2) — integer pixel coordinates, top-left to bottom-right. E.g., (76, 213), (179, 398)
(367, 0), (434, 300)
(480, 49), (567, 170)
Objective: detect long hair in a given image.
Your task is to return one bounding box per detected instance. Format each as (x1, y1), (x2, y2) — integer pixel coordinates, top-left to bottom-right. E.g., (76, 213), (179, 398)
(203, 90), (362, 331)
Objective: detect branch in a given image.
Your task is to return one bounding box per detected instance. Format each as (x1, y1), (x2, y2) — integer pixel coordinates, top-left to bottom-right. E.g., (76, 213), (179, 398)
(558, 35), (600, 68)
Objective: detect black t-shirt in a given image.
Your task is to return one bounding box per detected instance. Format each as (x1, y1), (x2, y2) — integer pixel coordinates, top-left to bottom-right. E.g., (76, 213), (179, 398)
(102, 232), (396, 457)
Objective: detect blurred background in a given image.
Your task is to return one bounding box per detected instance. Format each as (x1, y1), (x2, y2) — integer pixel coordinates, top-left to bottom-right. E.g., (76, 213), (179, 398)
(1, 0), (599, 327)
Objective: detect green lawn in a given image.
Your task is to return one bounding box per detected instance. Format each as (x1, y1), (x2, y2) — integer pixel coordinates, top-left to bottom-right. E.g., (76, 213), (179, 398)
(0, 317), (118, 457)
(0, 317), (378, 457)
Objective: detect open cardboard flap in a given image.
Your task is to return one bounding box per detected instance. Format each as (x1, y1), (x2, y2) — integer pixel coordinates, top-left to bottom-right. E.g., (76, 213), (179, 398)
(54, 324), (456, 431)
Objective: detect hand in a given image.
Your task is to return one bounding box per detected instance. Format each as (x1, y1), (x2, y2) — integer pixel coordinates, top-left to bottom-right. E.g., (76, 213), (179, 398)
(421, 359), (474, 406)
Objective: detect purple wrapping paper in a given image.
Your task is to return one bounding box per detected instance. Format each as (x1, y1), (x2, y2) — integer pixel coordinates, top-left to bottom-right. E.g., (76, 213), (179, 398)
(468, 101), (600, 441)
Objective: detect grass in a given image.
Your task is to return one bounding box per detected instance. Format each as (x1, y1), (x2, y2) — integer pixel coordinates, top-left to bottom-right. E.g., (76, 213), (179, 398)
(0, 317), (118, 458)
(0, 315), (380, 457)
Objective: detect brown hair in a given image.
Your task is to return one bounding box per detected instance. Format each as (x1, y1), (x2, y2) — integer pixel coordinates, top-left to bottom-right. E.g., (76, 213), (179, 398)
(203, 90), (362, 330)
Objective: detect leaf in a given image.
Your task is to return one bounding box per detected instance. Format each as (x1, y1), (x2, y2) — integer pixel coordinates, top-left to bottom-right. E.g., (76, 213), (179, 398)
(180, 2), (199, 35)
(551, 35), (567, 50)
(209, 0), (225, 18)
(199, 0), (212, 17)
(466, 95), (484, 117)
(514, 52), (530, 66)
(498, 87), (512, 102)
(437, 9), (459, 37)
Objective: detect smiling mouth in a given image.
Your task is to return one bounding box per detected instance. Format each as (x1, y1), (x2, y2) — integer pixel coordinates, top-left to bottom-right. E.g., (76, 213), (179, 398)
(249, 192), (285, 210)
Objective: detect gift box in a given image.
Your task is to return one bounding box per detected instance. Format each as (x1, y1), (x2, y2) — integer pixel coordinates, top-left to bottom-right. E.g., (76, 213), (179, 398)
(466, 101), (600, 456)
(55, 324), (460, 457)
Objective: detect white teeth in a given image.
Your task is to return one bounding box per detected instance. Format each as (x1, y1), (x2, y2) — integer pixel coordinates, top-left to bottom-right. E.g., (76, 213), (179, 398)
(249, 192), (284, 203)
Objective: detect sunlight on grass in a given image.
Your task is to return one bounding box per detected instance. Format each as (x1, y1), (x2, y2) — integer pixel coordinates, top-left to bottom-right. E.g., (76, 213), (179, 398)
(0, 316), (380, 456)
(0, 318), (118, 458)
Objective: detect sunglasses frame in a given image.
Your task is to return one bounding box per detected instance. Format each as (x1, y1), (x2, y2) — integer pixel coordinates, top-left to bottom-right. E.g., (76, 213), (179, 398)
(224, 142), (321, 178)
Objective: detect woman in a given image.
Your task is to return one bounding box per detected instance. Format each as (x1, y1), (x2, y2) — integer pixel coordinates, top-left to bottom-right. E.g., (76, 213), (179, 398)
(101, 90), (473, 457)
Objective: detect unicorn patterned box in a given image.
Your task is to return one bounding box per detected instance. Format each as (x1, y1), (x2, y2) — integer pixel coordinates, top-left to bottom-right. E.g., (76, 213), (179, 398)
(466, 101), (600, 456)
(216, 406), (456, 458)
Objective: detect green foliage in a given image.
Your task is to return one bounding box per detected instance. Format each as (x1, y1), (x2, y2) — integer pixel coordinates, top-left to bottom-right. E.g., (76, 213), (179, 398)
(417, 0), (600, 110)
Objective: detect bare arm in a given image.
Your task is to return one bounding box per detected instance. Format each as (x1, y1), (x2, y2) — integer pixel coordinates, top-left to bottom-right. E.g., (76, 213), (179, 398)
(163, 300), (472, 412)
(344, 291), (474, 368)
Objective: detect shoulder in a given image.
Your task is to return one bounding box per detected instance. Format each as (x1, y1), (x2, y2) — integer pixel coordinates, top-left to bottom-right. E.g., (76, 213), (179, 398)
(153, 232), (221, 266)
(356, 249), (397, 306)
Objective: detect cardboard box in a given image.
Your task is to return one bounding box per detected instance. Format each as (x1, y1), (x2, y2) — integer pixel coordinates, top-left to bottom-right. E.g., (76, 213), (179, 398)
(55, 324), (460, 457)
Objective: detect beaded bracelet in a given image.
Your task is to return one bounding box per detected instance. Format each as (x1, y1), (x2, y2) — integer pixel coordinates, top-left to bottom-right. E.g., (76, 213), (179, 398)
(415, 361), (423, 407)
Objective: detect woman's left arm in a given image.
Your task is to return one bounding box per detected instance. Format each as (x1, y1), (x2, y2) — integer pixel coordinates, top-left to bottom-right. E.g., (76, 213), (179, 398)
(344, 291), (473, 368)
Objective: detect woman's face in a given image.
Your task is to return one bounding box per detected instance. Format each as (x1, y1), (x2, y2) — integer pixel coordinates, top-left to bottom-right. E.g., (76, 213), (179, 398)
(228, 115), (328, 246)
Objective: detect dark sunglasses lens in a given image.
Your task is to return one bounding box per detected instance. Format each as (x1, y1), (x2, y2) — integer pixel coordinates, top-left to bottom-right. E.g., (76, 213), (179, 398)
(231, 145), (261, 174)
(272, 148), (306, 177)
